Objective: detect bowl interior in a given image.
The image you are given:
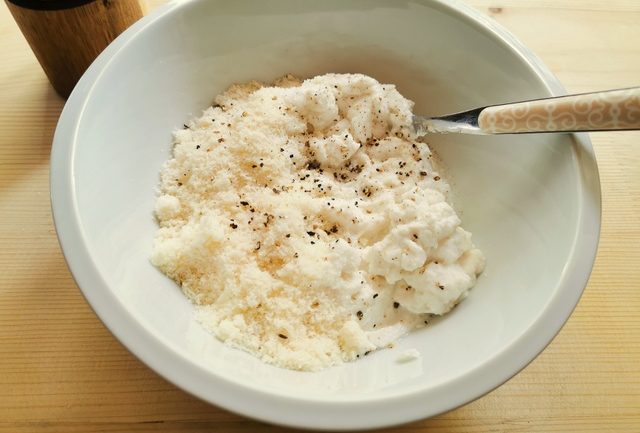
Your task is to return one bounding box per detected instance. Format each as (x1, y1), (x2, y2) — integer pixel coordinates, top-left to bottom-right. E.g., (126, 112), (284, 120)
(65, 0), (592, 415)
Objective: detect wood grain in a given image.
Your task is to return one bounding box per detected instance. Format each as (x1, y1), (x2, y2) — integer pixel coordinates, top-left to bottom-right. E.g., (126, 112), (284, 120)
(5, 0), (143, 97)
(0, 1), (638, 432)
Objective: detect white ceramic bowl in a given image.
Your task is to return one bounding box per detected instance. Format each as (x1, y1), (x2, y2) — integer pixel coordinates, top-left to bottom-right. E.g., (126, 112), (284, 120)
(50, 0), (601, 430)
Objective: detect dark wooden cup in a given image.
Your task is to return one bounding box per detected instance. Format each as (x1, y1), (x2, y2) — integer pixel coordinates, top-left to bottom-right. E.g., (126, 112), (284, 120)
(5, 0), (144, 98)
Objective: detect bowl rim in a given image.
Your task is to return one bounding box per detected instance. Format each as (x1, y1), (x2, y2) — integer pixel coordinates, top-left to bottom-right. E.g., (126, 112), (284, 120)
(50, 0), (602, 429)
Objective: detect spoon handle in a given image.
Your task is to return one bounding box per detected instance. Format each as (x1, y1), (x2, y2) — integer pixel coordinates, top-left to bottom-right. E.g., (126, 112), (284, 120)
(478, 87), (640, 134)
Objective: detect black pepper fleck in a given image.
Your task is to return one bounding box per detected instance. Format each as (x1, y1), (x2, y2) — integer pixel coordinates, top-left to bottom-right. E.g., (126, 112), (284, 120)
(306, 159), (321, 170)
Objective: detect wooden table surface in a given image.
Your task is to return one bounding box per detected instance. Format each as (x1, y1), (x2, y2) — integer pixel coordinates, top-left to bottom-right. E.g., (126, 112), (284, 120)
(1, 1), (639, 432)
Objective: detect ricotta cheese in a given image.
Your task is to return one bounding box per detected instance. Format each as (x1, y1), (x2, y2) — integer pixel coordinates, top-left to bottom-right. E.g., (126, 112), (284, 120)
(151, 73), (485, 371)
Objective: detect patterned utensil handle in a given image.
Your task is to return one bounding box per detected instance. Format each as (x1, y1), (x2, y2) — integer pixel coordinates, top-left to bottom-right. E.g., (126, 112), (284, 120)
(478, 87), (640, 134)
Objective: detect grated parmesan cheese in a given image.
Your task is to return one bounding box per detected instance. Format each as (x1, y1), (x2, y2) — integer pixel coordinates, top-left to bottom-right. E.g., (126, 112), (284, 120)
(151, 74), (484, 371)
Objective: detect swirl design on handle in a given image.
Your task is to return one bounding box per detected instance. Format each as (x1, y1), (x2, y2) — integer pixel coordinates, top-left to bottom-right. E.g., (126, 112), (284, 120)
(622, 94), (640, 124)
(478, 87), (640, 133)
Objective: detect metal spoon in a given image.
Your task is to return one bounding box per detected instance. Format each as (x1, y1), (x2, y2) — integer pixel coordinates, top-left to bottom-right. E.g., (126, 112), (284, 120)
(413, 87), (640, 135)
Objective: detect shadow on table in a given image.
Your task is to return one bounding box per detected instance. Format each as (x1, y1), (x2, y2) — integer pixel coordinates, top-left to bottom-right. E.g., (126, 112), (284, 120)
(0, 63), (64, 194)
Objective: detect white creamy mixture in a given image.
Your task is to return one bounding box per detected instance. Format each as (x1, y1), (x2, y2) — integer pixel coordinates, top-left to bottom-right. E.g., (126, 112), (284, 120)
(151, 73), (485, 371)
